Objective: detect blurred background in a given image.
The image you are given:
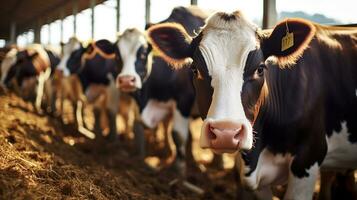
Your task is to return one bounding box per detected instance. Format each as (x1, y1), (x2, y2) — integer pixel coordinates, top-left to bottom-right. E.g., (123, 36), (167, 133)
(0, 0), (356, 48)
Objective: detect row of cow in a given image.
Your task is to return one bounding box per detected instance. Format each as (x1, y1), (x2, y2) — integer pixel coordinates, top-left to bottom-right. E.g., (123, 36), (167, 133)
(1, 5), (356, 200)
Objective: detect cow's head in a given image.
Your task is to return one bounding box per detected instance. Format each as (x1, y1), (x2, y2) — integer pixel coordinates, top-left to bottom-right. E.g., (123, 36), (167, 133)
(147, 11), (315, 153)
(58, 37), (85, 74)
(116, 28), (152, 92)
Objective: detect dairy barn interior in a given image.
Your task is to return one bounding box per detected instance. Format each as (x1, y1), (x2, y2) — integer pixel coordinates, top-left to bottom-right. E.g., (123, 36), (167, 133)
(0, 0), (356, 199)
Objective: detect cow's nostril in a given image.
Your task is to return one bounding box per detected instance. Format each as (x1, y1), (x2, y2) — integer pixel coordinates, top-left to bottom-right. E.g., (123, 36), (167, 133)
(208, 126), (217, 140)
(130, 77), (135, 82)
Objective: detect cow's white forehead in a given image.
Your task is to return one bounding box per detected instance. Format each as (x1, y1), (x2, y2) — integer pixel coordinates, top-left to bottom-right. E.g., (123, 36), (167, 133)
(199, 11), (258, 71)
(117, 28), (147, 58)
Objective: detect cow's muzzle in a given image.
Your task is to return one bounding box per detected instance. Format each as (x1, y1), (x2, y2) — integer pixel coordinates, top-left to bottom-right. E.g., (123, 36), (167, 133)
(200, 119), (253, 154)
(117, 75), (137, 92)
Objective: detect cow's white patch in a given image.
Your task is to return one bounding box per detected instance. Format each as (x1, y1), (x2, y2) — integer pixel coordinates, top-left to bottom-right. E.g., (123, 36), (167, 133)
(284, 162), (319, 200)
(355, 89), (357, 97)
(1, 48), (18, 85)
(322, 121), (357, 169)
(141, 99), (174, 128)
(117, 28), (147, 89)
(57, 38), (81, 76)
(199, 12), (257, 149)
(173, 109), (190, 145)
(244, 148), (291, 190)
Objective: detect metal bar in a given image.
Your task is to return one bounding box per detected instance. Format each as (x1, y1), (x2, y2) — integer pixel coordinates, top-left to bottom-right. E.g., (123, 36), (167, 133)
(90, 0), (96, 39)
(145, 0), (151, 24)
(116, 0), (121, 32)
(48, 20), (51, 45)
(10, 22), (16, 44)
(191, 0), (197, 5)
(73, 1), (78, 37)
(262, 0), (277, 29)
(34, 20), (41, 43)
(60, 10), (64, 43)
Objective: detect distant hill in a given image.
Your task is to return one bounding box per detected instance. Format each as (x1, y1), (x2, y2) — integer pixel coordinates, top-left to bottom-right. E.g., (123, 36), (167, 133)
(279, 11), (341, 25)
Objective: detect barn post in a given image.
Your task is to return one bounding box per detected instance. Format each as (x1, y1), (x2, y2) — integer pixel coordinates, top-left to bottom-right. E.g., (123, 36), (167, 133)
(60, 10), (64, 43)
(90, 0), (96, 39)
(145, 0), (151, 24)
(10, 22), (16, 45)
(191, 0), (197, 5)
(263, 0), (277, 29)
(116, 0), (121, 32)
(48, 19), (51, 45)
(34, 20), (41, 43)
(73, 1), (78, 37)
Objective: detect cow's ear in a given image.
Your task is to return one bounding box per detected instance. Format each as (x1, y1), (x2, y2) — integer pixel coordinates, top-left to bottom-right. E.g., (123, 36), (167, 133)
(147, 23), (193, 69)
(261, 18), (316, 67)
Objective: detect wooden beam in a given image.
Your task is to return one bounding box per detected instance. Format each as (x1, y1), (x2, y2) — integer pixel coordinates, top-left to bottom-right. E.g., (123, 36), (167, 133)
(34, 20), (41, 43)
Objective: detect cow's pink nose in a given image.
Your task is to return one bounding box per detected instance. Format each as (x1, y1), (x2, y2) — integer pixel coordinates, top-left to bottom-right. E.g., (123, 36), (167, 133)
(206, 121), (244, 152)
(118, 75), (135, 86)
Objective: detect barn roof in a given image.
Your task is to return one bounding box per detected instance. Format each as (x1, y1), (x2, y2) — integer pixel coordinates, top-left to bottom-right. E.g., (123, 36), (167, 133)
(0, 0), (106, 40)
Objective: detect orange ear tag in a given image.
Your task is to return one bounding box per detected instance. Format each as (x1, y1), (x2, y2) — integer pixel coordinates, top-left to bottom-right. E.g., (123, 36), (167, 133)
(281, 21), (294, 51)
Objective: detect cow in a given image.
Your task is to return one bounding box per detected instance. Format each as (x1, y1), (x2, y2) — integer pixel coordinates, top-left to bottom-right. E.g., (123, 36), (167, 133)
(58, 38), (121, 140)
(1, 44), (60, 112)
(147, 10), (357, 200)
(115, 6), (216, 174)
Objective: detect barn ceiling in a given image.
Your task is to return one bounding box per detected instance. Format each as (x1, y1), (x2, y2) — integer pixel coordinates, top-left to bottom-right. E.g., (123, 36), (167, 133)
(0, 0), (105, 40)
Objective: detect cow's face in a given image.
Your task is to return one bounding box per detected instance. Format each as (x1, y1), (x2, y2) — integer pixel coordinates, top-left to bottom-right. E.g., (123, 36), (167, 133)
(148, 11), (315, 153)
(116, 28), (151, 92)
(59, 38), (84, 74)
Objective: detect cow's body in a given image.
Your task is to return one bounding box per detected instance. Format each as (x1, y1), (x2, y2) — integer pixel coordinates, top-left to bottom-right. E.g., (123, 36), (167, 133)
(116, 6), (210, 172)
(1, 44), (60, 112)
(148, 11), (357, 199)
(58, 38), (120, 139)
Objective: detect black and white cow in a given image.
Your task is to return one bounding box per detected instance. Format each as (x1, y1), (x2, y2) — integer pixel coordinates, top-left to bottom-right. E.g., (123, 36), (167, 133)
(115, 6), (210, 173)
(147, 11), (357, 199)
(1, 44), (60, 112)
(58, 38), (120, 139)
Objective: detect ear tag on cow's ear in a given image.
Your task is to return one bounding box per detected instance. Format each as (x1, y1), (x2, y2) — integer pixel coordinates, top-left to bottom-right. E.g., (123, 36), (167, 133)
(281, 21), (294, 51)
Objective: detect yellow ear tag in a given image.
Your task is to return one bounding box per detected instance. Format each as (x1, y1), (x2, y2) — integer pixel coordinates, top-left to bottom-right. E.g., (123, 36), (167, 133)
(281, 21), (294, 51)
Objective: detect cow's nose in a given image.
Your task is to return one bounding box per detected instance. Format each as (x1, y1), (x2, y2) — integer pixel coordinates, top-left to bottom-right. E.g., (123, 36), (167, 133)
(118, 75), (136, 85)
(200, 120), (247, 153)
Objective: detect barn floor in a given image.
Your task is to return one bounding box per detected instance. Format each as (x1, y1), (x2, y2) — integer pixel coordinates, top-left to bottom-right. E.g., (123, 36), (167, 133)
(0, 93), (238, 200)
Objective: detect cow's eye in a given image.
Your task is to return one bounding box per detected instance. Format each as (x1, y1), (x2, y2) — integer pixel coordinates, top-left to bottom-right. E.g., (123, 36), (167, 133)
(256, 64), (265, 77)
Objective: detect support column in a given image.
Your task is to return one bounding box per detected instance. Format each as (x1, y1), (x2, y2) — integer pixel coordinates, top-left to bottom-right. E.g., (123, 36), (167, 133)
(145, 0), (151, 24)
(263, 0), (277, 29)
(191, 0), (197, 5)
(34, 20), (41, 43)
(48, 20), (51, 45)
(60, 11), (64, 43)
(116, 0), (121, 32)
(10, 22), (16, 45)
(73, 1), (78, 37)
(90, 0), (95, 39)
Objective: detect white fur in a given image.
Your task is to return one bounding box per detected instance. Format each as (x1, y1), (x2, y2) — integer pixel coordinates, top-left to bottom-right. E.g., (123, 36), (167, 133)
(244, 148), (291, 191)
(57, 38), (81, 76)
(199, 12), (257, 149)
(117, 28), (147, 89)
(322, 121), (357, 169)
(284, 163), (319, 200)
(173, 109), (190, 145)
(1, 48), (18, 85)
(141, 99), (174, 128)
